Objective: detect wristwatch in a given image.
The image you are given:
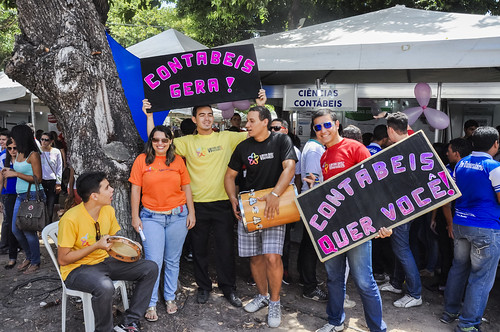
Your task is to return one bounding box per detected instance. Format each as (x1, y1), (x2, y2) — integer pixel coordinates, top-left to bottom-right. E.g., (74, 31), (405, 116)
(270, 191), (280, 198)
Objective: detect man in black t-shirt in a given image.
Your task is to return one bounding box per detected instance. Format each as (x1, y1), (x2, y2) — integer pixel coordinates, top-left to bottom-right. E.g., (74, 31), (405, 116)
(225, 106), (297, 328)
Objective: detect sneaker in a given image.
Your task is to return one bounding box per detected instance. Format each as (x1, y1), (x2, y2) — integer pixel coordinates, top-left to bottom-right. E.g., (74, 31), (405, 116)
(282, 270), (291, 285)
(267, 301), (281, 328)
(419, 269), (435, 277)
(316, 322), (344, 332)
(374, 273), (389, 283)
(454, 326), (481, 332)
(379, 282), (403, 294)
(303, 287), (328, 302)
(393, 294), (422, 308)
(440, 311), (459, 324)
(114, 321), (140, 331)
(184, 252), (193, 262)
(244, 294), (269, 313)
(247, 276), (256, 286)
(343, 294), (356, 308)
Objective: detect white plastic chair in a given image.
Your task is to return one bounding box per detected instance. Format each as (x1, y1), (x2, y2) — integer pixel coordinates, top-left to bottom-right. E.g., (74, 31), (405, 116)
(42, 221), (129, 332)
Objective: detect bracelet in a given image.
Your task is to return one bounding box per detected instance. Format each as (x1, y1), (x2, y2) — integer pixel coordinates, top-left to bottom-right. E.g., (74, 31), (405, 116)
(270, 191), (280, 198)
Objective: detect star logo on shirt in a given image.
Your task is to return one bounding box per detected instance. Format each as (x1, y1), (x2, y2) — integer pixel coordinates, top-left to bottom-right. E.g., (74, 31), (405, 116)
(196, 147), (207, 157)
(248, 152), (259, 165)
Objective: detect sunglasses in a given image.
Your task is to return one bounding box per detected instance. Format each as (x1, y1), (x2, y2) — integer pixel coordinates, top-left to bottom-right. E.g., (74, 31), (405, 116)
(40, 138), (51, 142)
(152, 138), (170, 144)
(271, 126), (284, 131)
(7, 146), (16, 151)
(313, 121), (333, 132)
(94, 222), (101, 241)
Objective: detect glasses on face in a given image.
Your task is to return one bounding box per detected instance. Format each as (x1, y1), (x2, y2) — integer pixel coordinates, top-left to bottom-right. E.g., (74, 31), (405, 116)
(271, 126), (284, 131)
(40, 138), (51, 142)
(313, 121), (333, 132)
(94, 222), (101, 241)
(7, 146), (16, 151)
(152, 138), (170, 144)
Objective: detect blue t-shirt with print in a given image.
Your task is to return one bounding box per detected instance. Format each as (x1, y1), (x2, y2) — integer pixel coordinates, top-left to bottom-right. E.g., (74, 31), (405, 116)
(453, 151), (500, 230)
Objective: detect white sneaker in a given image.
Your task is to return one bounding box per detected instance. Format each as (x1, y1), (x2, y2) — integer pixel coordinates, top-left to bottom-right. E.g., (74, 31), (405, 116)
(393, 294), (422, 308)
(267, 301), (281, 328)
(244, 294), (269, 313)
(316, 322), (344, 332)
(379, 282), (403, 294)
(343, 294), (356, 308)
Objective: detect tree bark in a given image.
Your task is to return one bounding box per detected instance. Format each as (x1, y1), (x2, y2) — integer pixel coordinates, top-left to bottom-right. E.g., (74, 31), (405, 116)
(6, 0), (142, 238)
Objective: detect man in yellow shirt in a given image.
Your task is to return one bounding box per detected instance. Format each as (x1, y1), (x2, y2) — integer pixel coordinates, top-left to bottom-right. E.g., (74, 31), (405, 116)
(58, 171), (157, 332)
(142, 89), (266, 308)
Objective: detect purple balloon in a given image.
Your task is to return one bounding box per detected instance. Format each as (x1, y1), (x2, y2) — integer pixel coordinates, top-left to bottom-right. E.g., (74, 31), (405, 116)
(414, 83), (431, 107)
(232, 100), (251, 110)
(423, 108), (449, 130)
(403, 107), (423, 125)
(222, 107), (235, 119)
(218, 102), (233, 111)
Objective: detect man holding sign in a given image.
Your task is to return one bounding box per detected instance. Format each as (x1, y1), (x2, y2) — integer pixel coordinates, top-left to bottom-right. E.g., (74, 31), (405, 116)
(310, 110), (390, 332)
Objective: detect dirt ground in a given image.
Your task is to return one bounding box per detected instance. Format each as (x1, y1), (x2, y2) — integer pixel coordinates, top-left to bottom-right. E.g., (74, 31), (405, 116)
(1, 222), (499, 332)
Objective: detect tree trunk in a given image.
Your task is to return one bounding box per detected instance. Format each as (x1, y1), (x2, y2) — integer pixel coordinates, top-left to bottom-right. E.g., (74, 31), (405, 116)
(6, 0), (142, 238)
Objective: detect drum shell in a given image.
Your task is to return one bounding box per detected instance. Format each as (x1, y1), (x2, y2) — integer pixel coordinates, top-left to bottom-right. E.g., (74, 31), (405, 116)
(238, 184), (300, 233)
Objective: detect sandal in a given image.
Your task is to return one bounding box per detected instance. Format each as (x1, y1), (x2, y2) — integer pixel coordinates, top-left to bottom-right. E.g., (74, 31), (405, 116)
(166, 300), (178, 314)
(17, 259), (30, 271)
(144, 306), (158, 322)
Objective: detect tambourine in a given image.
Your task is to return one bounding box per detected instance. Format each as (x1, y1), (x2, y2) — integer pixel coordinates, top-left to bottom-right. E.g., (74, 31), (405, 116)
(107, 236), (142, 262)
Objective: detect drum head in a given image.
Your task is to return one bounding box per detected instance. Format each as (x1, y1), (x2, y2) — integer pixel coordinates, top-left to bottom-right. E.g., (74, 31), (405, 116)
(107, 236), (142, 262)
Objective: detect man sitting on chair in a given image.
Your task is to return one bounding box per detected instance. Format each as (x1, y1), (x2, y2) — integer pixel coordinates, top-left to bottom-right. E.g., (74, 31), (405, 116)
(57, 171), (157, 332)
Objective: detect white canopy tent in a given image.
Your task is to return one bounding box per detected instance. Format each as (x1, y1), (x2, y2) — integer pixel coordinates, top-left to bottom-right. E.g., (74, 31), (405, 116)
(0, 71), (26, 102)
(229, 5), (500, 85)
(127, 29), (207, 58)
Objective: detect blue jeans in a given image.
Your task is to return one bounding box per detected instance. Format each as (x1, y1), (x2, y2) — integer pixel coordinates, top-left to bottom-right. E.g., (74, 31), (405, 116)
(390, 221), (422, 298)
(324, 241), (386, 332)
(444, 224), (500, 329)
(11, 190), (46, 266)
(140, 205), (188, 305)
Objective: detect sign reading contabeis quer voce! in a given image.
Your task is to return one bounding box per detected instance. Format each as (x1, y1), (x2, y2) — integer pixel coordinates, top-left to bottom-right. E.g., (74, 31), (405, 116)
(295, 131), (461, 262)
(141, 44), (261, 112)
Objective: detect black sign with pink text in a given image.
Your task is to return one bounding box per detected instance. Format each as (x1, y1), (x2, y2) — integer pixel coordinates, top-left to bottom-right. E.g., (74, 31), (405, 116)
(295, 131), (461, 262)
(140, 44), (261, 112)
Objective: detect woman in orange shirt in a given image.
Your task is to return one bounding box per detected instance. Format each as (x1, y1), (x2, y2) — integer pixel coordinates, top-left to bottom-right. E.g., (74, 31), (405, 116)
(129, 125), (195, 321)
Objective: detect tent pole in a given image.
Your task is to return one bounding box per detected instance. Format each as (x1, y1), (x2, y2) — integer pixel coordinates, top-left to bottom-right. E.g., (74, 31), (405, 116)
(434, 82), (442, 143)
(30, 92), (36, 129)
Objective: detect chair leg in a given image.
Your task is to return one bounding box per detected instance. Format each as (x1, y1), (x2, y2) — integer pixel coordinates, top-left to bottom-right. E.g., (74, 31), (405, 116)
(82, 293), (95, 332)
(61, 293), (67, 332)
(119, 282), (129, 310)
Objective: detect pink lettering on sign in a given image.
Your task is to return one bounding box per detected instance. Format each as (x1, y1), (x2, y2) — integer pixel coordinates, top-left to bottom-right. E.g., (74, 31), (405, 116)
(196, 52), (208, 65)
(210, 51), (221, 65)
(332, 229), (350, 249)
(318, 235), (337, 254)
(168, 57), (183, 74)
(381, 203), (396, 221)
(359, 217), (376, 235)
(391, 155), (406, 174)
(372, 161), (388, 180)
(347, 222), (363, 241)
(318, 202), (336, 219)
(195, 80), (206, 94)
(226, 77), (235, 93)
(428, 178), (446, 199)
(234, 55), (244, 69)
(326, 188), (345, 207)
(396, 195), (415, 216)
(181, 54), (193, 67)
(183, 82), (194, 96)
(309, 214), (327, 232)
(144, 74), (160, 90)
(157, 65), (171, 80)
(170, 84), (181, 98)
(241, 59), (255, 74)
(355, 168), (373, 188)
(223, 52), (236, 67)
(338, 178), (354, 196)
(207, 78), (219, 92)
(409, 153), (417, 171)
(421, 152), (434, 171)
(411, 187), (431, 207)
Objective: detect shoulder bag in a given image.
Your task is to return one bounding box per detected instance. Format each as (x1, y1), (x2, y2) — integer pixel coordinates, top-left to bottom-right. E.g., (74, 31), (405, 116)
(16, 176), (49, 232)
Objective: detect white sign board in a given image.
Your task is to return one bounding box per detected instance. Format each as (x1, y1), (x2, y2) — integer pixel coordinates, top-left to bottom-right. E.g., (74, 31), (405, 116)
(284, 84), (355, 111)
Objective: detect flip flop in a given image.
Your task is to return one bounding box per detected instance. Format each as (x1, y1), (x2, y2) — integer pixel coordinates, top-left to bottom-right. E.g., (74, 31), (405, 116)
(166, 300), (178, 314)
(145, 306), (158, 322)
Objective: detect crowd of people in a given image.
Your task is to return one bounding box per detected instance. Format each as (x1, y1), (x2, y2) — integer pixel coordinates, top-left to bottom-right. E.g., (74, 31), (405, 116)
(1, 96), (499, 332)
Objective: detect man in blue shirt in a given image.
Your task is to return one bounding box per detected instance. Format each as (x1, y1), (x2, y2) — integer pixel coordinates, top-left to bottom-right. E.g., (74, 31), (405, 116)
(440, 126), (500, 332)
(366, 125), (390, 156)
